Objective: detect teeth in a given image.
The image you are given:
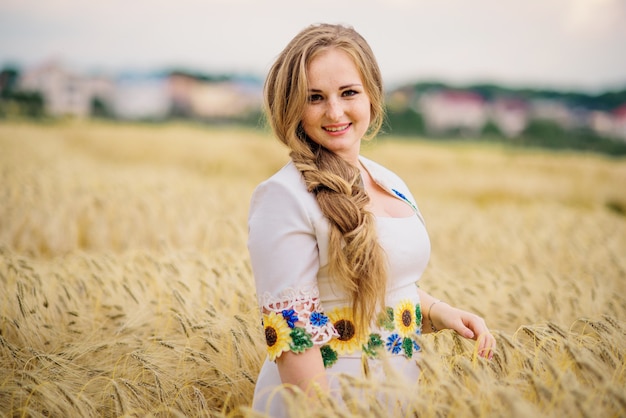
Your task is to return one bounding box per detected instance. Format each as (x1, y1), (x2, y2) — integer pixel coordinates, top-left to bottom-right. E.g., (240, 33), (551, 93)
(325, 125), (349, 132)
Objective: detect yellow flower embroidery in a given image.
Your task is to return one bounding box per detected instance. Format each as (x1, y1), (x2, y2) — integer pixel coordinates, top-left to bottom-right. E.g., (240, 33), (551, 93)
(394, 299), (417, 338)
(328, 307), (366, 355)
(263, 312), (292, 361)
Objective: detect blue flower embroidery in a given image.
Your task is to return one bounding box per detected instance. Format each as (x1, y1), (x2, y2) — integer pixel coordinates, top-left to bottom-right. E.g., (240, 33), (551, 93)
(392, 189), (418, 212)
(392, 189), (408, 201)
(281, 309), (298, 329)
(386, 333), (403, 354)
(310, 312), (329, 327)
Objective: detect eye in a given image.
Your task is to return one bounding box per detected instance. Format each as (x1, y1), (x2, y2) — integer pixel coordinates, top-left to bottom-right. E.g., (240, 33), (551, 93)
(342, 89), (359, 97)
(308, 94), (323, 103)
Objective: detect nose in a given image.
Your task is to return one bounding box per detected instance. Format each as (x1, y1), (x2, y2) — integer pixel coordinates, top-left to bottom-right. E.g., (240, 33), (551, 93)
(325, 97), (344, 121)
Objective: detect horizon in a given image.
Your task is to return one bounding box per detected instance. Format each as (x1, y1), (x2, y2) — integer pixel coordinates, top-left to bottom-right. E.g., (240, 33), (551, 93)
(7, 59), (626, 96)
(1, 0), (626, 94)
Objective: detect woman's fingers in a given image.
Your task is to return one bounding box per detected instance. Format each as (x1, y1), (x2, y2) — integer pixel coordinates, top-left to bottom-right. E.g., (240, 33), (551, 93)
(435, 305), (496, 359)
(476, 332), (496, 359)
(458, 311), (496, 359)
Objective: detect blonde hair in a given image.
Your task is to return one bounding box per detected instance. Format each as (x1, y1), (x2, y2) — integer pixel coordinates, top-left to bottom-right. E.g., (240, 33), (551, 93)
(264, 23), (387, 335)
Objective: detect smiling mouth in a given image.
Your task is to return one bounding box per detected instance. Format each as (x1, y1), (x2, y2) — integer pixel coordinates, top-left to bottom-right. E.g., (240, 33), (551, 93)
(323, 124), (351, 133)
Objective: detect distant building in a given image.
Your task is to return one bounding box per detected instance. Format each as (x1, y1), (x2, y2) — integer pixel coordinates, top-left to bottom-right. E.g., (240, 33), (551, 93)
(168, 71), (197, 117)
(170, 71), (262, 119)
(612, 104), (626, 141)
(189, 80), (262, 119)
(113, 71), (262, 121)
(489, 97), (529, 138)
(112, 73), (171, 120)
(15, 61), (263, 121)
(418, 90), (488, 136)
(19, 60), (114, 118)
(528, 98), (577, 129)
(589, 110), (615, 138)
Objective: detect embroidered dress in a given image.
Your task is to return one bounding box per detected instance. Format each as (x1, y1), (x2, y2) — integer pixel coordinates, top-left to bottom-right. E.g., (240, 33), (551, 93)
(248, 157), (431, 416)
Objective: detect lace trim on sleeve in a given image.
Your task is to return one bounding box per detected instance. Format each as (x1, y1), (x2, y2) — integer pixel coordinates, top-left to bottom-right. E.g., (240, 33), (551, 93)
(259, 284), (338, 348)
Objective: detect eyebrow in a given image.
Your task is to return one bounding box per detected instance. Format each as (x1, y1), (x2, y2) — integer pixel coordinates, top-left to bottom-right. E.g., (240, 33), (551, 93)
(308, 83), (363, 92)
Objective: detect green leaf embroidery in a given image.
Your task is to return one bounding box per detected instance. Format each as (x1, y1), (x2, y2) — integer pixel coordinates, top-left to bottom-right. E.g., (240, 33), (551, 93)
(415, 303), (422, 327)
(321, 345), (338, 368)
(402, 337), (413, 358)
(363, 333), (384, 357)
(289, 327), (313, 353)
(377, 307), (395, 331)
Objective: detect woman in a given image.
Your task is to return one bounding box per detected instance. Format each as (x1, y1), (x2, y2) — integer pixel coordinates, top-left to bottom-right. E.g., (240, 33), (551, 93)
(247, 23), (496, 415)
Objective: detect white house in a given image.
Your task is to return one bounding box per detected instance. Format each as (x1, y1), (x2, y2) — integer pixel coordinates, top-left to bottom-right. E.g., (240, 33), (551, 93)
(189, 80), (262, 119)
(112, 73), (171, 120)
(418, 90), (488, 136)
(489, 97), (529, 138)
(19, 60), (114, 118)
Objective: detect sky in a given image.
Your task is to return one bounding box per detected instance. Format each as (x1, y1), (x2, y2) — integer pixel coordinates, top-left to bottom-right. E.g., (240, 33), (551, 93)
(1, 0), (625, 92)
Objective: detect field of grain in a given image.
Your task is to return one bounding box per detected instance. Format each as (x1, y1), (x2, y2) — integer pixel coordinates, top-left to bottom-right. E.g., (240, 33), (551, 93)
(1, 121), (625, 417)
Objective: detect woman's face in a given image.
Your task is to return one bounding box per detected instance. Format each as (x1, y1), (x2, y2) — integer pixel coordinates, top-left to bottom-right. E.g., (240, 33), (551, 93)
(301, 47), (371, 165)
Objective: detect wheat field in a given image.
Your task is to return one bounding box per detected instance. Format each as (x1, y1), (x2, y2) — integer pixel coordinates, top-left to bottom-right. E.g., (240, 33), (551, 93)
(0, 121), (625, 417)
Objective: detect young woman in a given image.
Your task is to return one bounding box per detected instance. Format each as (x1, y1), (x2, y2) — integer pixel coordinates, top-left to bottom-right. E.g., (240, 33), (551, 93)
(247, 23), (496, 415)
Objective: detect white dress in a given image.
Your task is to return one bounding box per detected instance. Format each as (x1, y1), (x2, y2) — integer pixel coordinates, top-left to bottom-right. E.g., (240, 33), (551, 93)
(247, 157), (431, 417)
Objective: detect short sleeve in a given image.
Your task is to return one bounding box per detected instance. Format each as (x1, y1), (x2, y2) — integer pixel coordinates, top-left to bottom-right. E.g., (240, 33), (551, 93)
(247, 173), (337, 361)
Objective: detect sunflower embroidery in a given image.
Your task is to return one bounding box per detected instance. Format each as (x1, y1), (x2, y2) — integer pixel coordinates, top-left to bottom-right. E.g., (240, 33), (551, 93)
(328, 307), (365, 355)
(394, 299), (418, 338)
(262, 312), (292, 361)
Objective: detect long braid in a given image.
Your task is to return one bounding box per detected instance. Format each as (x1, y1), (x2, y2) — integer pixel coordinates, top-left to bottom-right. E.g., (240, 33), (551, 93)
(291, 143), (387, 336)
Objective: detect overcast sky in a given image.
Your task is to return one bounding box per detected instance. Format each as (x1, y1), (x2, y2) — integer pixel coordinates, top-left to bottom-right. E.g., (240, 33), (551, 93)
(1, 0), (625, 92)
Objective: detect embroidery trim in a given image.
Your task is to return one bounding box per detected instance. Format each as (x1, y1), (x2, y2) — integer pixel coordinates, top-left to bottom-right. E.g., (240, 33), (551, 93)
(259, 285), (338, 347)
(261, 294), (422, 367)
(392, 188), (419, 213)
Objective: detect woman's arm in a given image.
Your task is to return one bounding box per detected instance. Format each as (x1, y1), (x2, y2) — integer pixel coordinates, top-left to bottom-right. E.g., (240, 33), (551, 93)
(276, 346), (329, 396)
(417, 288), (496, 359)
(249, 173), (333, 392)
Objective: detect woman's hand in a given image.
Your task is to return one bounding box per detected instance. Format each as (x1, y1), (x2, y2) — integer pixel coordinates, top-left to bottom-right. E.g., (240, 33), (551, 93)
(430, 302), (496, 359)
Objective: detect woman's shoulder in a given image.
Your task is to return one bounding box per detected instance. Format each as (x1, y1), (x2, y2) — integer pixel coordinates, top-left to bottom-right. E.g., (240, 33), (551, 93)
(250, 160), (317, 214)
(254, 160), (309, 197)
